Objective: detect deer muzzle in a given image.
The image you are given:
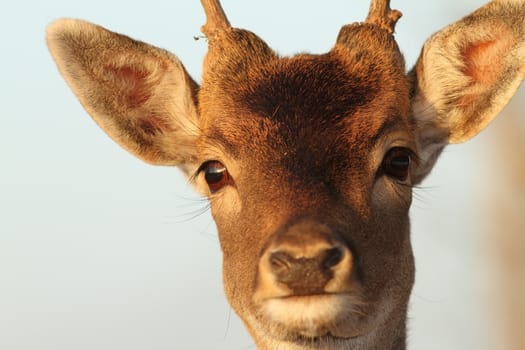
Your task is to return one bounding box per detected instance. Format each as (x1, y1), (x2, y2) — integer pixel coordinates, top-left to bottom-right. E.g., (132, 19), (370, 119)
(253, 218), (364, 338)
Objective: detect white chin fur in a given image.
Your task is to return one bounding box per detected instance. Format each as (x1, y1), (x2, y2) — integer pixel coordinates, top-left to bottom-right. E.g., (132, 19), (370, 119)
(262, 294), (364, 338)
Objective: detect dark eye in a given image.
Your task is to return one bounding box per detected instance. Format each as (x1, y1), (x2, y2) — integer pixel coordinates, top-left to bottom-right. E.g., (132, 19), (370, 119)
(382, 147), (412, 181)
(201, 161), (230, 193)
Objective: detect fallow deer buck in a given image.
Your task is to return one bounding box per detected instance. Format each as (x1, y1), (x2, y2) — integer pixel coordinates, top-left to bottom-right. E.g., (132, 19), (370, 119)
(47, 0), (524, 349)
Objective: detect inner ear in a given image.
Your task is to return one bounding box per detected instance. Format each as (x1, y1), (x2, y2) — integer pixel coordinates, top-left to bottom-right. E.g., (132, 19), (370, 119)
(461, 38), (512, 86)
(457, 34), (516, 111)
(103, 64), (157, 108)
(97, 55), (168, 110)
(100, 60), (177, 138)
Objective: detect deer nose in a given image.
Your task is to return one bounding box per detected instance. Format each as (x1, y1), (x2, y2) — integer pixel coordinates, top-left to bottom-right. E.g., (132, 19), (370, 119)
(269, 247), (346, 294)
(260, 219), (354, 296)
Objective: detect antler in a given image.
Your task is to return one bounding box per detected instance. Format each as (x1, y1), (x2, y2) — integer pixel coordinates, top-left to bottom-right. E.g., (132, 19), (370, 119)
(366, 0), (402, 34)
(200, 0), (231, 37)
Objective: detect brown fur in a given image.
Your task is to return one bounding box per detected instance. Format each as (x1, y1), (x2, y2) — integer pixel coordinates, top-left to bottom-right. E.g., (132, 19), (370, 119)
(46, 1), (524, 349)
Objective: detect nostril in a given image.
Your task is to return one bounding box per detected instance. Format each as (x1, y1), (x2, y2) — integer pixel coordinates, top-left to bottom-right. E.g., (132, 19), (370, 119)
(322, 247), (344, 270)
(269, 251), (293, 273)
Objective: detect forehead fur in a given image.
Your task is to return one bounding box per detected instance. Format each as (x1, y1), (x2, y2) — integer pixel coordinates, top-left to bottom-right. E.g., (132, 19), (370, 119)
(200, 38), (410, 155)
(239, 52), (377, 123)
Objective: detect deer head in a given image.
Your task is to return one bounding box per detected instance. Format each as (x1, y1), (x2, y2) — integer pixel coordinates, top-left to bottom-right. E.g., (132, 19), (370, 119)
(46, 0), (524, 349)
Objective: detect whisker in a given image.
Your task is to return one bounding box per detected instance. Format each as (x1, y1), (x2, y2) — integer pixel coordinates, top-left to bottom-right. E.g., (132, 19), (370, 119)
(223, 307), (232, 340)
(411, 184), (439, 209)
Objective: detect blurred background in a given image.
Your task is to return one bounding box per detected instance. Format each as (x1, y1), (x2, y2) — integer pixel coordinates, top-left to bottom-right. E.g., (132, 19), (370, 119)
(1, 1), (523, 349)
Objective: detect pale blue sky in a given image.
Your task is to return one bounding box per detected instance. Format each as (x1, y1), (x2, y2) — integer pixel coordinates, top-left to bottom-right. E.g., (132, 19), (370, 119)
(1, 1), (523, 349)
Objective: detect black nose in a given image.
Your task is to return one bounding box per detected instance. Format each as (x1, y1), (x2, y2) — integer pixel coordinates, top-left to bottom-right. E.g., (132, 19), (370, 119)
(269, 246), (347, 295)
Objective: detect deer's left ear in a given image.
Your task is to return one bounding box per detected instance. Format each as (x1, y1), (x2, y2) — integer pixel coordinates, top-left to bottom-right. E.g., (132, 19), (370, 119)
(410, 0), (525, 183)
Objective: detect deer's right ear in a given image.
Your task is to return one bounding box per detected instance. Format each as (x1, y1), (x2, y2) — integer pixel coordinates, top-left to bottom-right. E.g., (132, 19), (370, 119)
(47, 19), (200, 174)
(409, 0), (525, 184)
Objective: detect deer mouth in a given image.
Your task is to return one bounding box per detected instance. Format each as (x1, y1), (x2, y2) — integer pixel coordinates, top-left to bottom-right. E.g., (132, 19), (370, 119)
(291, 333), (362, 350)
(255, 293), (372, 341)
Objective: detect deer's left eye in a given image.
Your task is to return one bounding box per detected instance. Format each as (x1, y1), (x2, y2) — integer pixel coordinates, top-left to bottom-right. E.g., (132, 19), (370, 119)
(381, 147), (412, 181)
(200, 160), (231, 193)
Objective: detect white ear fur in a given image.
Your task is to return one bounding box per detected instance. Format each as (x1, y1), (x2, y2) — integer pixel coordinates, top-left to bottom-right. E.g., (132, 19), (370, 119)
(47, 19), (200, 172)
(410, 0), (525, 183)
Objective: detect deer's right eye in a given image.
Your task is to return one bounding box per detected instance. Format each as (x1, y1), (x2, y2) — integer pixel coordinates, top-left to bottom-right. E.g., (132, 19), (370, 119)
(201, 161), (231, 193)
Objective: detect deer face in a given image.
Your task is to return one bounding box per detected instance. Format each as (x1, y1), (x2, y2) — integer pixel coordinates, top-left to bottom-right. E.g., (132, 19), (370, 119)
(196, 26), (414, 345)
(47, 0), (525, 349)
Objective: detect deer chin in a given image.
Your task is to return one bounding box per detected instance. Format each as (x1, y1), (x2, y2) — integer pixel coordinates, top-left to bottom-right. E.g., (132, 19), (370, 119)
(253, 293), (373, 342)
